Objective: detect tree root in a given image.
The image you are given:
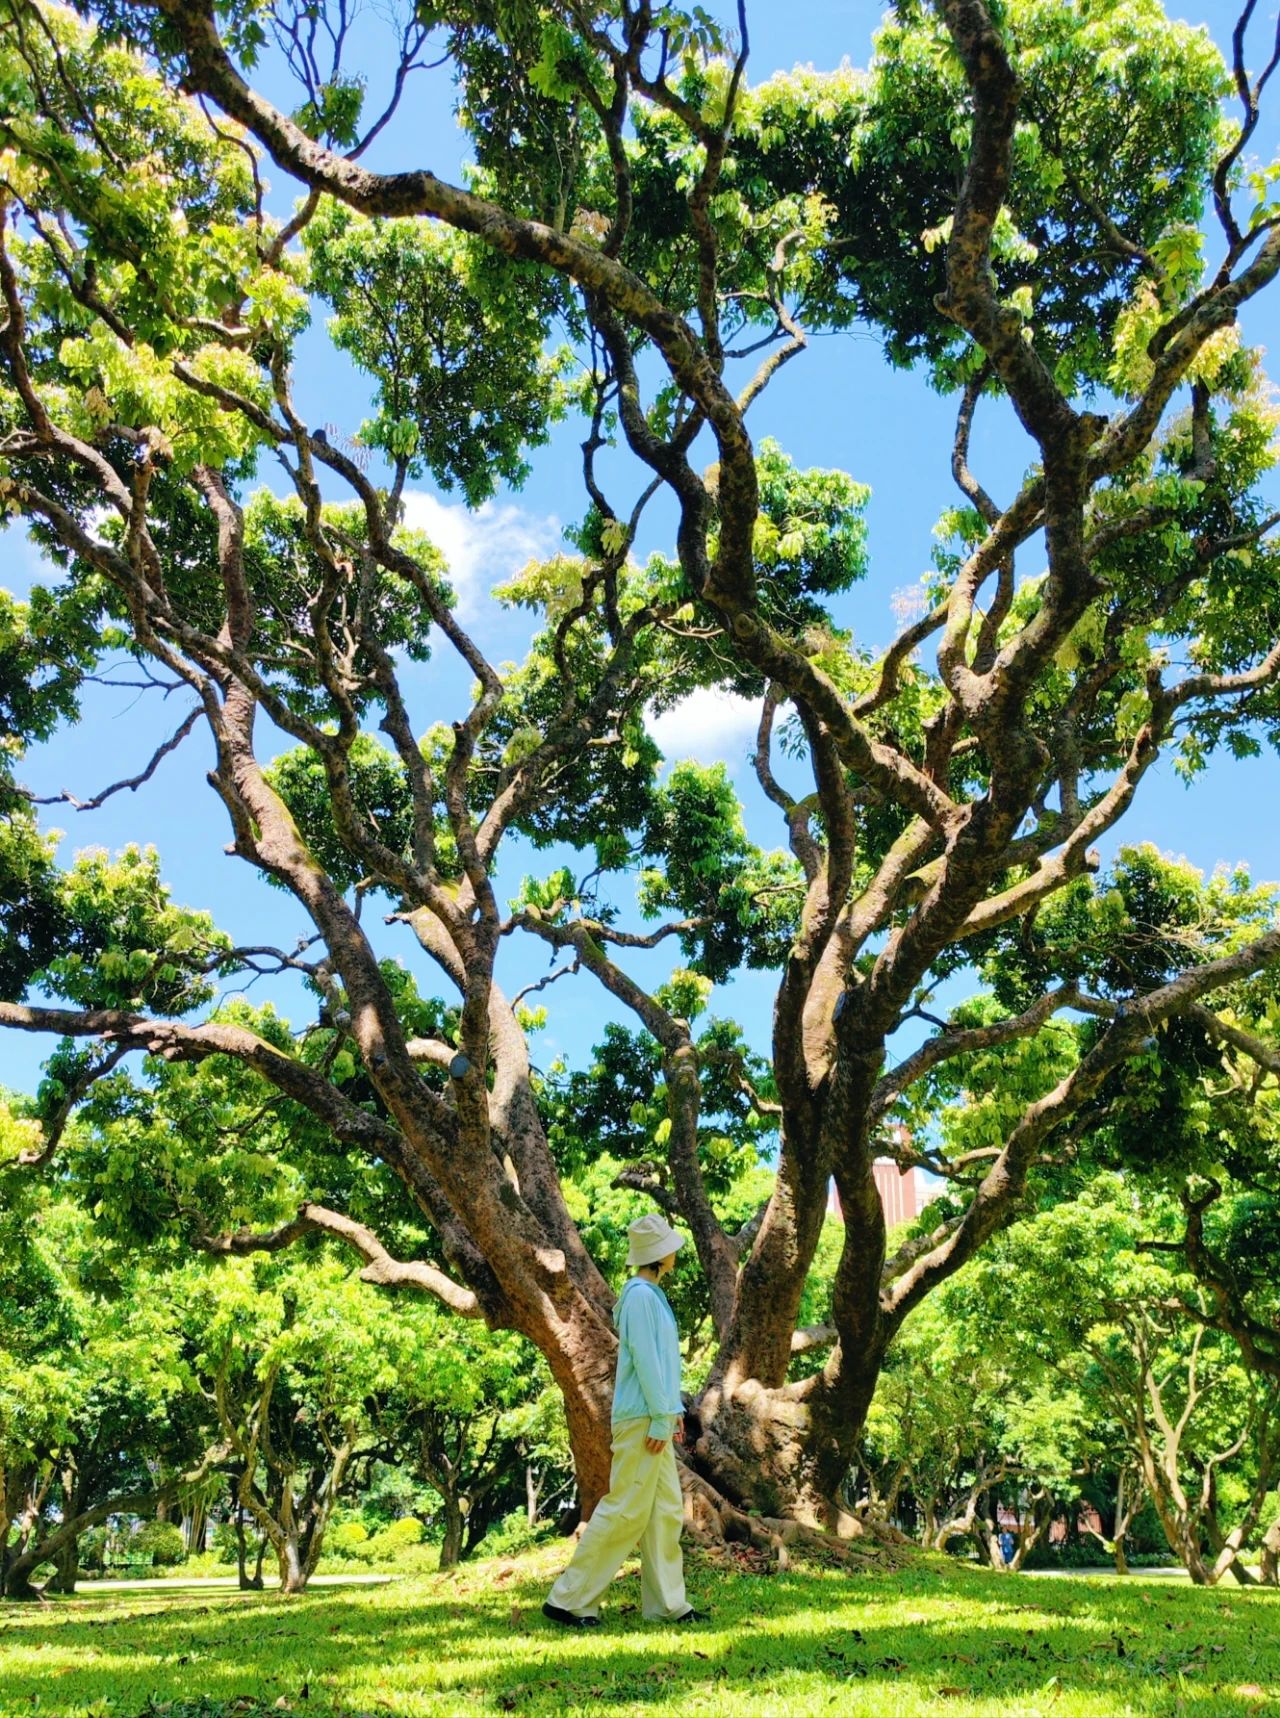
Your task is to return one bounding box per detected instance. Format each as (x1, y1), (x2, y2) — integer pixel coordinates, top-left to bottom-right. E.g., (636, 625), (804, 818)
(678, 1466), (914, 1574)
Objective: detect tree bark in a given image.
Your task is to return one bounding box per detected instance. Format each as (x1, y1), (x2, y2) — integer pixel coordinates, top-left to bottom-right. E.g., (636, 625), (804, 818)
(1260, 1510), (1280, 1585)
(278, 1531), (306, 1596)
(438, 1495), (464, 1572)
(233, 1493), (265, 1591)
(47, 1537), (80, 1595)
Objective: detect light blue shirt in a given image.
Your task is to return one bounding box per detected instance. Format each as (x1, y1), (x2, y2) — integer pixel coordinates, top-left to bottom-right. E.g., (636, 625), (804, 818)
(612, 1276), (683, 1440)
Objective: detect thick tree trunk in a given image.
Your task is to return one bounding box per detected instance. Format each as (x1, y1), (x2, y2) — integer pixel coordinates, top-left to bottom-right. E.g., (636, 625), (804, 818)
(973, 1514), (1000, 1567)
(529, 1309), (616, 1517)
(438, 1496), (464, 1572)
(278, 1531), (306, 1595)
(690, 1327), (886, 1534)
(687, 1122), (896, 1532)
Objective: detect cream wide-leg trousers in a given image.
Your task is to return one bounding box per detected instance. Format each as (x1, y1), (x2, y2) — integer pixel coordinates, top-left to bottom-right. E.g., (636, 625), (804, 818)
(547, 1417), (687, 1621)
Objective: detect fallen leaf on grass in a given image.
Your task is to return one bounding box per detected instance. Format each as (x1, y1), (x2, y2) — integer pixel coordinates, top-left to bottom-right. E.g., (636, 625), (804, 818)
(937, 1686), (967, 1698)
(1234, 1687), (1268, 1703)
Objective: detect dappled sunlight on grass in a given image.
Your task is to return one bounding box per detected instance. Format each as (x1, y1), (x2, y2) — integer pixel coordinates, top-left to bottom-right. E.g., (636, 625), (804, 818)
(1, 1546), (1277, 1716)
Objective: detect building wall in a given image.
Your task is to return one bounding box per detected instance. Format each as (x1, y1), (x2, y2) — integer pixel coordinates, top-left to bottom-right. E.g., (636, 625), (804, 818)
(872, 1158), (921, 1228)
(829, 1159), (922, 1227)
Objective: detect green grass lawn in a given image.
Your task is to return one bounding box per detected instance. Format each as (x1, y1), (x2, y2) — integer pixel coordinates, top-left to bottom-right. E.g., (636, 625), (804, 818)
(2, 1544), (1277, 1718)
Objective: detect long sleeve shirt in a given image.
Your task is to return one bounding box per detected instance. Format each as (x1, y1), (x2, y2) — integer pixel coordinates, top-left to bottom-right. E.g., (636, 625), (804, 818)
(611, 1275), (683, 1440)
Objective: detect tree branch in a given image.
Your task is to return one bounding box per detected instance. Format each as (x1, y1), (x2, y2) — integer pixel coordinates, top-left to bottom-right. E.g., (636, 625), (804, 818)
(196, 1201), (483, 1319)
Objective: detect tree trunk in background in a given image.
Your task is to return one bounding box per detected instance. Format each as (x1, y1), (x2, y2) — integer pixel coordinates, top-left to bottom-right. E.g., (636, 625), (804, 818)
(182, 1497), (208, 1554)
(3, 1488), (163, 1600)
(47, 1536), (79, 1595)
(278, 1531), (306, 1596)
(438, 1495), (465, 1572)
(1260, 1512), (1280, 1585)
(234, 1496), (264, 1592)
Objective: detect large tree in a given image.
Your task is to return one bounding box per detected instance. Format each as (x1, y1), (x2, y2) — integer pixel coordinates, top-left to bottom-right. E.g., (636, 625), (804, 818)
(5, 0), (1280, 1543)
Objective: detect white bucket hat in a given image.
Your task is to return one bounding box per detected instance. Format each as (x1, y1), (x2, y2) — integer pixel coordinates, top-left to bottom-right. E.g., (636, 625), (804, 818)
(626, 1211), (687, 1269)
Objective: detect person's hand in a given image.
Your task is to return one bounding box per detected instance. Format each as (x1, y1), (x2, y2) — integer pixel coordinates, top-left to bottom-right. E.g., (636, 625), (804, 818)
(674, 1416), (685, 1446)
(644, 1433), (668, 1454)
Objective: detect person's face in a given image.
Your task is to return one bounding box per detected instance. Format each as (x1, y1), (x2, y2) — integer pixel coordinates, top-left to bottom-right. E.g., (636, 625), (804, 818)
(655, 1250), (677, 1279)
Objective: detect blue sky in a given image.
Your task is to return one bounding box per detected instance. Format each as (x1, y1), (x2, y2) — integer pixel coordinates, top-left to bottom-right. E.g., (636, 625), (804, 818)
(4, 0), (1280, 1099)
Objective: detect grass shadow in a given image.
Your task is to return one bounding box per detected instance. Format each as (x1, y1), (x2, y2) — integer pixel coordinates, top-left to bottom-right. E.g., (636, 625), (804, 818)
(1, 1546), (1276, 1716)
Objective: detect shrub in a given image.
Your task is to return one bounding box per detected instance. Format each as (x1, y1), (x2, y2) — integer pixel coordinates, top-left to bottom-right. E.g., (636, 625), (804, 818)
(131, 1521), (187, 1567)
(369, 1517), (424, 1550)
(210, 1522), (242, 1565)
(474, 1511), (558, 1561)
(323, 1516), (425, 1567)
(327, 1521), (371, 1559)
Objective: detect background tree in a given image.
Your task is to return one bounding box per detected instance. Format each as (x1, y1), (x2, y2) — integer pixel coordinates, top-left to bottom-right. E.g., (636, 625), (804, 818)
(385, 1325), (556, 1570)
(0, 1146), (210, 1597)
(959, 1180), (1280, 1585)
(859, 1291), (1094, 1569)
(4, 0), (1280, 1546)
(182, 1252), (410, 1596)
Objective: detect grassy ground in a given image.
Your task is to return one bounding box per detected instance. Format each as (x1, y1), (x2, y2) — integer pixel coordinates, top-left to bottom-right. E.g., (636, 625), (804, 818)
(2, 1543), (1277, 1718)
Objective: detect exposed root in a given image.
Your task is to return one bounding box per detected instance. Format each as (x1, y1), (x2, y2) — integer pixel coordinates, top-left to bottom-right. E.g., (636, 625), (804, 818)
(679, 1465), (914, 1574)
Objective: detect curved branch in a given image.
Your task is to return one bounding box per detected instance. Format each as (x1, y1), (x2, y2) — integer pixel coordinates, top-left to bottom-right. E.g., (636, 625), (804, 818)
(196, 1201), (483, 1319)
(869, 984), (1081, 1122)
(0, 1000), (450, 1151)
(26, 705), (202, 812)
(881, 922), (1280, 1329)
(13, 1044), (128, 1169)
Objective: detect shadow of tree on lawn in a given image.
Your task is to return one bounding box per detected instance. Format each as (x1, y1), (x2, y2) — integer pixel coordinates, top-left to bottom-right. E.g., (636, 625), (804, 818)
(1, 1558), (1276, 1716)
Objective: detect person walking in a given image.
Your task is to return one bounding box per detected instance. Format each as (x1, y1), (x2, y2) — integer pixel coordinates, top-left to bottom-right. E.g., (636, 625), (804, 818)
(542, 1212), (709, 1628)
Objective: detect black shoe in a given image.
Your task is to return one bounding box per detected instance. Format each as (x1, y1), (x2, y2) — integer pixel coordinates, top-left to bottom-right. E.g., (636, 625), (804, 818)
(672, 1607), (711, 1622)
(542, 1601), (600, 1629)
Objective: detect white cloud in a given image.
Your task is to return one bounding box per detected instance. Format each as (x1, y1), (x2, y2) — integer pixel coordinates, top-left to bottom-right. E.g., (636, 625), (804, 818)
(648, 687), (762, 771)
(398, 491), (561, 619)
